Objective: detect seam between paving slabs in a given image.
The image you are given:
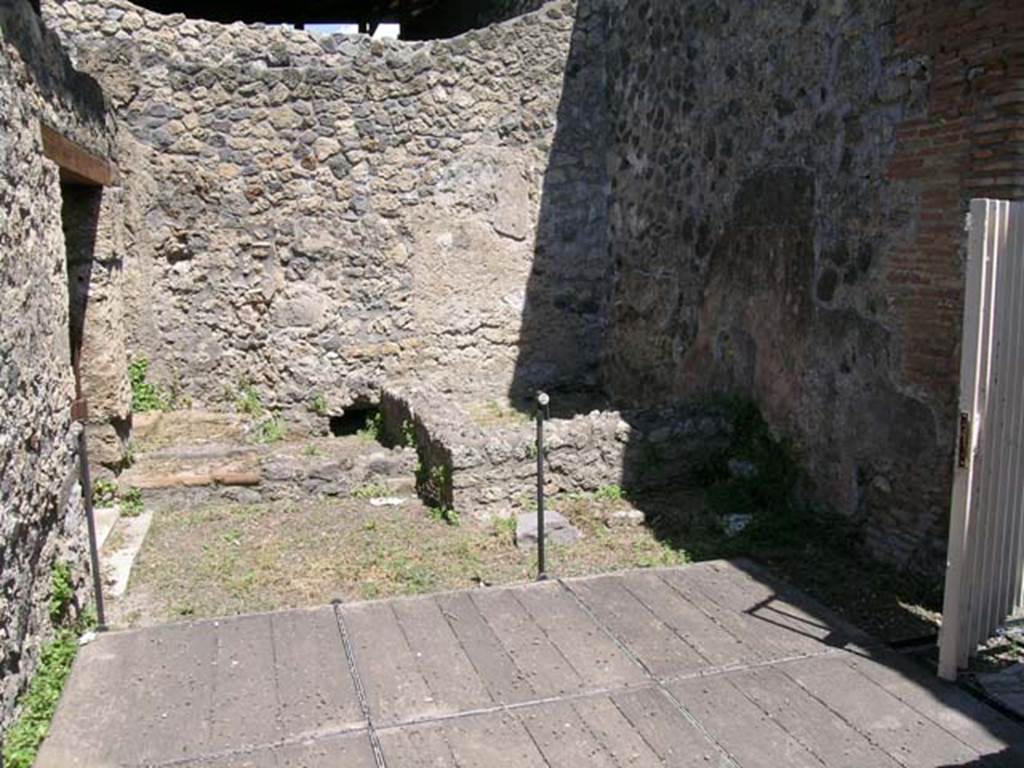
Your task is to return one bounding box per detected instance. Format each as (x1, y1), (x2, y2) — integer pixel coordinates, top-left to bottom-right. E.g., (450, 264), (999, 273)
(508, 585), (591, 686)
(371, 680), (663, 733)
(557, 577), (743, 768)
(149, 725), (372, 768)
(775, 663), (919, 768)
(784, 655), (992, 764)
(334, 605), (388, 768)
(435, 595), (503, 711)
(848, 653), (1012, 755)
(615, 576), (717, 666)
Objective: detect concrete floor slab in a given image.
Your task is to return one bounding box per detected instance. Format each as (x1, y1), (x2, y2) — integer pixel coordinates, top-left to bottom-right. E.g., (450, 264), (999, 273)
(38, 561), (1024, 767)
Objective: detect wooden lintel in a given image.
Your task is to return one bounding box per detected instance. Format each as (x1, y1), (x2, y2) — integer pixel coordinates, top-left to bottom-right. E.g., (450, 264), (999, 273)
(40, 123), (119, 187)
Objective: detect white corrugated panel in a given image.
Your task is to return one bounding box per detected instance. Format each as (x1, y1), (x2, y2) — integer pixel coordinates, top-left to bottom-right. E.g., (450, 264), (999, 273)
(940, 199), (1024, 680)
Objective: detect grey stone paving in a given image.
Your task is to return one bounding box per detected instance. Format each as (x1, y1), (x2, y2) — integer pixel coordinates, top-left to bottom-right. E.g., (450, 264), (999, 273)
(38, 560), (1024, 767)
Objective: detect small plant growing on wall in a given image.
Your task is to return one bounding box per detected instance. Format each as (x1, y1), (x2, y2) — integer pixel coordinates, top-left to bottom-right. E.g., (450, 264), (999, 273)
(310, 394), (329, 417)
(234, 382), (264, 417)
(5, 565), (97, 768)
(357, 412), (384, 443)
(129, 357), (170, 412)
(254, 415), (286, 444)
(48, 562), (75, 624)
(92, 479), (117, 506)
(401, 419), (416, 449)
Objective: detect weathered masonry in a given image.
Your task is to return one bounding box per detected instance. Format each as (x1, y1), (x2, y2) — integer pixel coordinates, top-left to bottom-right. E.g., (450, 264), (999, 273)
(3, 0), (1023, 733)
(1, 0), (124, 727)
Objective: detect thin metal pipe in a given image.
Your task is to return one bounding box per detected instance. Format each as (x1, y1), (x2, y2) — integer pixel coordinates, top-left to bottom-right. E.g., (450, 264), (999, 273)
(78, 429), (107, 630)
(536, 391), (549, 581)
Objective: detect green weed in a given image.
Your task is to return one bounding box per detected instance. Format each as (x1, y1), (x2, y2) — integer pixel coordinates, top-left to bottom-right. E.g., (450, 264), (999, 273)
(48, 562), (74, 624)
(129, 357), (170, 412)
(429, 506), (460, 526)
(594, 484), (625, 502)
(234, 383), (264, 417)
(401, 419), (416, 448)
(357, 412), (383, 442)
(92, 479), (117, 507)
(121, 441), (136, 468)
(121, 487), (144, 517)
(310, 394), (328, 417)
(352, 482), (391, 500)
(254, 416), (285, 444)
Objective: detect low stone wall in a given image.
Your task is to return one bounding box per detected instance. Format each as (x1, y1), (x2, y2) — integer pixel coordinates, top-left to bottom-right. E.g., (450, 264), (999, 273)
(381, 387), (732, 518)
(0, 0), (120, 732)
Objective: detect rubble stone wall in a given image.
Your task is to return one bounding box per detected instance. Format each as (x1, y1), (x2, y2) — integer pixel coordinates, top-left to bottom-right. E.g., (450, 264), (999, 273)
(44, 0), (1024, 572)
(380, 388), (733, 518)
(45, 0), (606, 427)
(0, 0), (119, 732)
(594, 0), (1024, 572)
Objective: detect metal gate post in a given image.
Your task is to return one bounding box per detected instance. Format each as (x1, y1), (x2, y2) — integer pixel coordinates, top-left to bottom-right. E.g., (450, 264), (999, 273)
(536, 391), (549, 581)
(78, 427), (107, 631)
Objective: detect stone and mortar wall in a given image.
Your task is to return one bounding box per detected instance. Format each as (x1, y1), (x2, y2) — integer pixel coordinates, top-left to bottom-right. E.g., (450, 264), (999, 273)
(0, 0), (120, 732)
(63, 182), (133, 473)
(381, 388), (732, 517)
(45, 0), (1024, 571)
(597, 0), (1024, 572)
(45, 0), (607, 427)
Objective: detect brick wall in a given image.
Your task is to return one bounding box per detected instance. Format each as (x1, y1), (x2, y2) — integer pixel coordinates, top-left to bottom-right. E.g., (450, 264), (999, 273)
(887, 0), (1024, 411)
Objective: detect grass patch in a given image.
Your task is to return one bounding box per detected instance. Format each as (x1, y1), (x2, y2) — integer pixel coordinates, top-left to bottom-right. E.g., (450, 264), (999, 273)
(114, 491), (700, 627)
(352, 482), (392, 500)
(491, 516), (517, 544)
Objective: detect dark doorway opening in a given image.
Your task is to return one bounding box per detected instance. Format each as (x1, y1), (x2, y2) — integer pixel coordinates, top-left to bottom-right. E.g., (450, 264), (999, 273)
(61, 183), (102, 418)
(329, 404), (381, 437)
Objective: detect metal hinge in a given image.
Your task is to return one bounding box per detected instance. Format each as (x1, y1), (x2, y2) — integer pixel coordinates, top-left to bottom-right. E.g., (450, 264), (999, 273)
(71, 396), (89, 422)
(958, 411), (971, 468)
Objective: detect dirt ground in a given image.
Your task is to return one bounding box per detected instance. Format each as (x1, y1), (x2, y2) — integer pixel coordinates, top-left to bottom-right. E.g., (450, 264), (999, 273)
(110, 493), (687, 628)
(107, 411), (942, 644)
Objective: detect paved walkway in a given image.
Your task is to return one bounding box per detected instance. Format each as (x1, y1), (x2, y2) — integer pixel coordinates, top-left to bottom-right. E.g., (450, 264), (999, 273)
(39, 560), (1024, 767)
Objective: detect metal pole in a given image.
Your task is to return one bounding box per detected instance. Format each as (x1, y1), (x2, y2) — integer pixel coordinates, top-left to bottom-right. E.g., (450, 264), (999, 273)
(536, 391), (549, 581)
(78, 429), (107, 630)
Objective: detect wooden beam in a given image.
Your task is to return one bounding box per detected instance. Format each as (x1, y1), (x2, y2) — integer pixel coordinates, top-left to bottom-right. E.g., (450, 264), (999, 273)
(40, 123), (119, 187)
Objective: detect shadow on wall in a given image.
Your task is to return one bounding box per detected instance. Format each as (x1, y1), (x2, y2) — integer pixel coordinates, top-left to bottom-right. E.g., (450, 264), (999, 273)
(512, 0), (952, 575)
(1, 3), (107, 126)
(507, 0), (613, 411)
(63, 184), (101, 407)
